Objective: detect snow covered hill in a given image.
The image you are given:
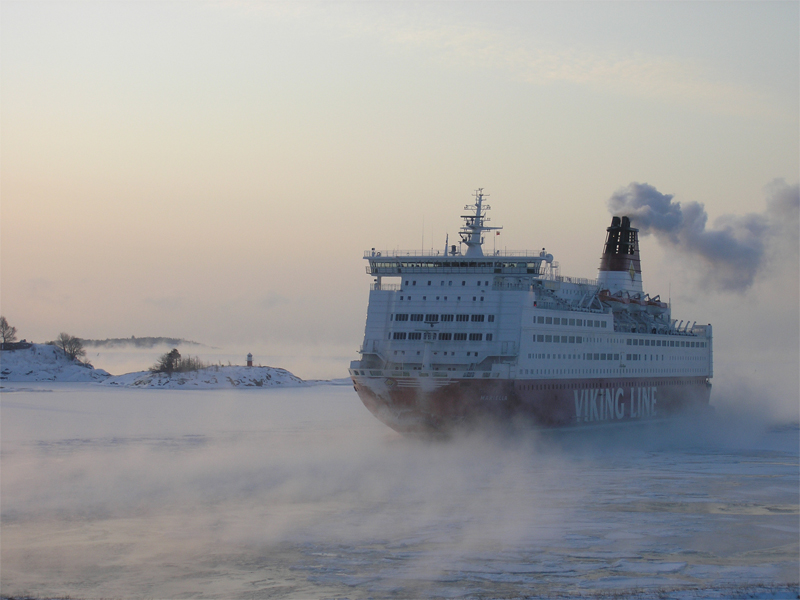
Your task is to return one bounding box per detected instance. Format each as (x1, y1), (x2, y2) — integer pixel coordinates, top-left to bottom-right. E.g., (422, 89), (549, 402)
(103, 365), (306, 389)
(0, 344), (111, 382)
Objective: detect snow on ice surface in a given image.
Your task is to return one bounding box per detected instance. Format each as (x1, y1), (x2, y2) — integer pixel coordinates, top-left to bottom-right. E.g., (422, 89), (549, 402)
(1, 383), (797, 600)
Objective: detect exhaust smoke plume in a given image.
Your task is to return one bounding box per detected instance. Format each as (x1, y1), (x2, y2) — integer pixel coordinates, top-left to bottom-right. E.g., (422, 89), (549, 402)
(607, 180), (799, 292)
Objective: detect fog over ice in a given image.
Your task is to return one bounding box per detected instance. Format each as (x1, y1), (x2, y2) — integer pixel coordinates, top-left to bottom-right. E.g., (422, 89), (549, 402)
(2, 384), (797, 599)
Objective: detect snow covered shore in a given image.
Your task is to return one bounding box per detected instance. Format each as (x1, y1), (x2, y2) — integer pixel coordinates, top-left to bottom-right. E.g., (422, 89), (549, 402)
(0, 343), (315, 388)
(103, 365), (306, 389)
(0, 343), (110, 382)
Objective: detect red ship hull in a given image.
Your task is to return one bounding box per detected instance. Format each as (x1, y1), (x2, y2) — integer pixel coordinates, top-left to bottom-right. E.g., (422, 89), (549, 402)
(352, 374), (711, 434)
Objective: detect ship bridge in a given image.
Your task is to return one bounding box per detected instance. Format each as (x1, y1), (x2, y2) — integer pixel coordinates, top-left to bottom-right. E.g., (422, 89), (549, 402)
(365, 251), (552, 277)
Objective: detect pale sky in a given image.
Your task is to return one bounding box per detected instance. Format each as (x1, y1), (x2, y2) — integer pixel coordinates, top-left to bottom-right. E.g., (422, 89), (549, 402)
(2, 2), (798, 400)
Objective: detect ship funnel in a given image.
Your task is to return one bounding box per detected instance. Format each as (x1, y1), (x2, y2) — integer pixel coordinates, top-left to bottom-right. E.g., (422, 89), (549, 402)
(597, 215), (643, 294)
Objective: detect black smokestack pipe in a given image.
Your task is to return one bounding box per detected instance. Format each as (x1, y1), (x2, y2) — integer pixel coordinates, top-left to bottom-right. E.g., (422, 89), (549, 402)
(600, 215), (641, 277)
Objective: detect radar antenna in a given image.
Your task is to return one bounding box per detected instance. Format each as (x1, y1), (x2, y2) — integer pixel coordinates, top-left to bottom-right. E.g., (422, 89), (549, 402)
(459, 188), (502, 257)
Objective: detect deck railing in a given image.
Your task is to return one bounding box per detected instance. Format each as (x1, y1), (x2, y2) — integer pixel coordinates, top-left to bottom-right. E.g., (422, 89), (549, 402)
(364, 249), (548, 259)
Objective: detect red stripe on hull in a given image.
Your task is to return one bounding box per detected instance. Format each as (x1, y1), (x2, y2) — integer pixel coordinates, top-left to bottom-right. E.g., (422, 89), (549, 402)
(353, 375), (711, 434)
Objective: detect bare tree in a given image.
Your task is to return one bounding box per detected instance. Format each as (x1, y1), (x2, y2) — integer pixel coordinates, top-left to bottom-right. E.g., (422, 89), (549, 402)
(0, 316), (17, 344)
(55, 332), (86, 361)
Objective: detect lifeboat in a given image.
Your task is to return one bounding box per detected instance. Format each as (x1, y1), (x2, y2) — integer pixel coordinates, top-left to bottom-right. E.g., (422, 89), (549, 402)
(645, 294), (669, 315)
(627, 292), (646, 312)
(598, 289), (630, 311)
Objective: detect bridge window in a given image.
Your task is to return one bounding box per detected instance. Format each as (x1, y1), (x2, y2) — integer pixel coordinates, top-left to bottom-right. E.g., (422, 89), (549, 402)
(454, 333), (467, 341)
(392, 332), (407, 340)
(411, 314), (423, 321)
(408, 332), (421, 340)
(456, 314), (469, 322)
(486, 333), (493, 341)
(469, 333), (483, 341)
(471, 315), (485, 322)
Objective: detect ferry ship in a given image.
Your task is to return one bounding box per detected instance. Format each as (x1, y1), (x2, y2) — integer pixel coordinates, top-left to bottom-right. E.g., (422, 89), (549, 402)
(350, 190), (712, 434)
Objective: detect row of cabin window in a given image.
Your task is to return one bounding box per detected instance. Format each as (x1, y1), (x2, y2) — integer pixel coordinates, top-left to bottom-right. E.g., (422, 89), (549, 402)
(536, 334), (584, 343)
(536, 333), (707, 350)
(405, 280), (492, 287)
(588, 353), (620, 361)
(528, 352), (620, 361)
(628, 339), (706, 348)
(536, 316), (606, 328)
(392, 314), (494, 322)
(391, 332), (493, 341)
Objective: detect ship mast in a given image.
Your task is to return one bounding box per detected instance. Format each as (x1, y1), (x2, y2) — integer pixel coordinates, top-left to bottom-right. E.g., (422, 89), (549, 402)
(459, 189), (502, 257)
